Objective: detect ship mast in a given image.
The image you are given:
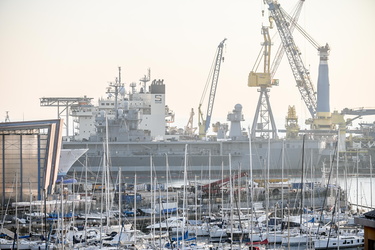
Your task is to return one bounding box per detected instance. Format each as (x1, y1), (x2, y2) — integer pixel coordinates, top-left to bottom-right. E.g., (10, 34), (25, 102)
(139, 68), (151, 92)
(4, 111), (10, 122)
(106, 66), (124, 120)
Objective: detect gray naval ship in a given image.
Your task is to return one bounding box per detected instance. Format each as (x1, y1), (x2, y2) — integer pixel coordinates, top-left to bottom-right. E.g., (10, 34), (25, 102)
(60, 69), (364, 184)
(61, 70), (375, 183)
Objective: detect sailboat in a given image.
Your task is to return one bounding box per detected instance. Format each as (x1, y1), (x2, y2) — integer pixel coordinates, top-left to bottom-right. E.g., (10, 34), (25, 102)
(313, 234), (364, 249)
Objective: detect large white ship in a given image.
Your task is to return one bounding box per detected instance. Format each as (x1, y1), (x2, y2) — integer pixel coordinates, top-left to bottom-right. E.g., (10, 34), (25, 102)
(60, 69), (344, 183)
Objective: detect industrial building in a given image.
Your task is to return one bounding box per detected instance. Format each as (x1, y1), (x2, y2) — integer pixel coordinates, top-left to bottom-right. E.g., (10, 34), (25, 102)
(355, 210), (375, 250)
(0, 119), (63, 204)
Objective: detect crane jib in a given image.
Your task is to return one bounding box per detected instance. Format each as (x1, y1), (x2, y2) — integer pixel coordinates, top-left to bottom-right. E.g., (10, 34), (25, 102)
(204, 39), (226, 133)
(267, 0), (317, 118)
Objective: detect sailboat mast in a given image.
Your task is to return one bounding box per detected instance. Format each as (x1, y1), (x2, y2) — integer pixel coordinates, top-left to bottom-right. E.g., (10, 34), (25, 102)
(370, 155), (373, 208)
(118, 169), (121, 228)
(281, 140), (284, 221)
(100, 149), (105, 247)
(105, 116), (111, 226)
(28, 180), (32, 236)
(248, 130), (254, 248)
(84, 153), (88, 245)
(299, 134), (306, 232)
(134, 173), (137, 245)
(150, 155), (155, 245)
(266, 136), (271, 238)
(15, 173), (19, 248)
(208, 150), (211, 217)
(356, 149), (359, 213)
(182, 144), (188, 249)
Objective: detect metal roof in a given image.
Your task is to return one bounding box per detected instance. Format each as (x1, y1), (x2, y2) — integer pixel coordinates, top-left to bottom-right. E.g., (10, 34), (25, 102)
(364, 209), (375, 219)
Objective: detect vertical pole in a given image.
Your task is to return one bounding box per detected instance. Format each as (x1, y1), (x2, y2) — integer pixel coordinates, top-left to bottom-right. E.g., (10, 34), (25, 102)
(370, 155), (373, 208)
(29, 180), (32, 235)
(266, 132), (271, 238)
(134, 173), (137, 245)
(336, 130), (340, 186)
(194, 175), (198, 238)
(118, 169), (121, 229)
(84, 153), (88, 244)
(356, 150), (359, 213)
(44, 189), (47, 241)
(166, 153), (169, 220)
(248, 127), (254, 247)
(2, 135), (5, 205)
(229, 154), (233, 250)
(72, 170), (76, 228)
(150, 155), (154, 245)
(66, 103), (69, 137)
(15, 173), (19, 248)
(37, 134), (41, 200)
(281, 140), (284, 222)
(299, 134), (306, 233)
(60, 178), (64, 250)
(208, 150), (211, 217)
(19, 135), (23, 201)
(182, 144), (188, 249)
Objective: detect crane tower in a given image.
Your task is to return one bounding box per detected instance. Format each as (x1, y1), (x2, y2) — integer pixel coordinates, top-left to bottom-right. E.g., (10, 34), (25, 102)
(248, 25), (278, 139)
(249, 0), (305, 139)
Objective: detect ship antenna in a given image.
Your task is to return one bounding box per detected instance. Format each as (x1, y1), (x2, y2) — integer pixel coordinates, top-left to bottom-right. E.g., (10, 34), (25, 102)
(118, 66), (121, 86)
(107, 67), (124, 120)
(5, 111), (10, 122)
(115, 66), (123, 119)
(139, 68), (151, 92)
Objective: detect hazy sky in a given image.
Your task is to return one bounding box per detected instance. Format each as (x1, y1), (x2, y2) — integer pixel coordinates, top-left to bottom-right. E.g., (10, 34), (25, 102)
(1, 0), (374, 134)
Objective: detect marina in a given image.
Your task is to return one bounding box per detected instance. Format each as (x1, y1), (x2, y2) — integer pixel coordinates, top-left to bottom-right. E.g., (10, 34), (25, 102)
(0, 175), (370, 249)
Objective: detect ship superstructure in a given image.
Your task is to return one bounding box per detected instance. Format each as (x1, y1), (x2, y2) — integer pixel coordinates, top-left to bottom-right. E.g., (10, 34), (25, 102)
(70, 68), (174, 143)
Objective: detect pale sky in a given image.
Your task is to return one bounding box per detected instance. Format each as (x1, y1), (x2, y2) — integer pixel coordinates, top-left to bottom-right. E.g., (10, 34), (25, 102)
(1, 0), (374, 135)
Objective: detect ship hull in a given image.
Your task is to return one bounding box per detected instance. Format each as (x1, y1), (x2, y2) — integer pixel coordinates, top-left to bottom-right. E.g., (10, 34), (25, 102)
(63, 138), (332, 182)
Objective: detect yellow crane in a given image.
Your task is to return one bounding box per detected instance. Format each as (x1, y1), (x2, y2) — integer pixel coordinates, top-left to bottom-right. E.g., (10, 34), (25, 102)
(184, 108), (197, 137)
(248, 0), (305, 139)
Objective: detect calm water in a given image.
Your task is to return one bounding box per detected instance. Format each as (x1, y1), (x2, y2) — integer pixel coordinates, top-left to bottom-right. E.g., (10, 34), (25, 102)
(170, 176), (375, 211)
(337, 176), (375, 211)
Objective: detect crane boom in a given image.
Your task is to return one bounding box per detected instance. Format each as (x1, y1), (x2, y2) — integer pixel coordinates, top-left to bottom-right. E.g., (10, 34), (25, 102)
(266, 0), (317, 118)
(205, 38), (227, 132)
(198, 38), (227, 137)
(270, 0), (304, 79)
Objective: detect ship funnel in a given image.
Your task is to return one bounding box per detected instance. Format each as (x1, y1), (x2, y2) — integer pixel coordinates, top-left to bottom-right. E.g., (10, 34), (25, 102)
(316, 44), (330, 113)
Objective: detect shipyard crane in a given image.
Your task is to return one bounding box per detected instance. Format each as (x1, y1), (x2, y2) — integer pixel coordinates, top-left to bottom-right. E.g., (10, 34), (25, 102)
(285, 105), (300, 139)
(274, 9), (375, 134)
(266, 0), (320, 118)
(269, 0), (305, 80)
(248, 25), (278, 139)
(184, 108), (197, 137)
(248, 0), (304, 139)
(341, 108), (375, 126)
(198, 38), (227, 138)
